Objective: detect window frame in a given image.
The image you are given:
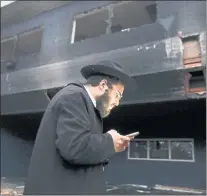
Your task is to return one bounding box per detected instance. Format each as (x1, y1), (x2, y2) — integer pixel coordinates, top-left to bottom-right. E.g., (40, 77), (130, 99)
(14, 26), (44, 58)
(70, 1), (157, 44)
(128, 138), (195, 162)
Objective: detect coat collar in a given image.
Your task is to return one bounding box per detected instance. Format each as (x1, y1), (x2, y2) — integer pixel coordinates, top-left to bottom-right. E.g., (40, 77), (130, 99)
(67, 81), (97, 108)
(83, 85), (96, 107)
(67, 81), (103, 120)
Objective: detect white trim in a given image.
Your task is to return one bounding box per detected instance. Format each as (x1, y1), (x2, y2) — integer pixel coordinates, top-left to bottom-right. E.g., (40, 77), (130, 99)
(128, 157), (195, 162)
(192, 139), (195, 161)
(70, 20), (76, 44)
(168, 140), (171, 159)
(147, 140), (150, 159)
(127, 139), (130, 159)
(128, 138), (195, 162)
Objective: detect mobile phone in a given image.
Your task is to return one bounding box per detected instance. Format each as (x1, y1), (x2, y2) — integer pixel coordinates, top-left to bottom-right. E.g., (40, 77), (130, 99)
(125, 131), (139, 138)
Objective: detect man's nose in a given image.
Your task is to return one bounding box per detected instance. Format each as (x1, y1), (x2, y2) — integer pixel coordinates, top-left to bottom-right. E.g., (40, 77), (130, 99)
(115, 99), (120, 106)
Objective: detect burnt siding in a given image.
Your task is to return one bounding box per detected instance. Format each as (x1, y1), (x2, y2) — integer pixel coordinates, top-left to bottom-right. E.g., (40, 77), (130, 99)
(1, 1), (205, 72)
(1, 69), (206, 115)
(123, 70), (186, 104)
(57, 23), (166, 62)
(0, 38), (182, 96)
(1, 1), (206, 110)
(1, 1), (111, 72)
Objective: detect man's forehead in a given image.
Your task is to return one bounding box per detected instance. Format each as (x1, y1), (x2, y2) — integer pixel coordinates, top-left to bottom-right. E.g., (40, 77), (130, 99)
(114, 83), (124, 92)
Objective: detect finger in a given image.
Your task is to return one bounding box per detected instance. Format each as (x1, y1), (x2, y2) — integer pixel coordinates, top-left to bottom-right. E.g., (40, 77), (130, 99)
(119, 136), (130, 141)
(117, 139), (124, 145)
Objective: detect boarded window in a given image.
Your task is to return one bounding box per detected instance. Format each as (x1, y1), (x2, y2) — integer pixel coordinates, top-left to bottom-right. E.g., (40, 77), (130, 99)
(128, 139), (195, 162)
(72, 1), (157, 43)
(14, 27), (43, 58)
(182, 35), (202, 68)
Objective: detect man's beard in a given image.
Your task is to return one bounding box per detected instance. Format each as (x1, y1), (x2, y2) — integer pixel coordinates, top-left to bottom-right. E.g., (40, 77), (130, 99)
(96, 91), (111, 118)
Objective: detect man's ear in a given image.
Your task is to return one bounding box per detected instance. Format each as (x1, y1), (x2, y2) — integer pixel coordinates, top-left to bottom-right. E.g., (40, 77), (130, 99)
(99, 79), (108, 92)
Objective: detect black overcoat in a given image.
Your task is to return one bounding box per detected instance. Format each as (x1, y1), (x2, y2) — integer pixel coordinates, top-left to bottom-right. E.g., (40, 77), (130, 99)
(23, 82), (115, 195)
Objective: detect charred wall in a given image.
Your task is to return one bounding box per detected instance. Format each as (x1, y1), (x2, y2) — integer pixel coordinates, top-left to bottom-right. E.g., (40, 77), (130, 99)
(1, 1), (206, 73)
(1, 1), (206, 115)
(0, 1), (206, 190)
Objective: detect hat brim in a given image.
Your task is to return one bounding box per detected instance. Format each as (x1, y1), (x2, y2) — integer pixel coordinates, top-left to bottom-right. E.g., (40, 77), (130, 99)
(81, 64), (137, 91)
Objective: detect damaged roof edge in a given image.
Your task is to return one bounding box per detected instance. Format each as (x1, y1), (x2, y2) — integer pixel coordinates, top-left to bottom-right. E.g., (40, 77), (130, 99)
(1, 1), (72, 28)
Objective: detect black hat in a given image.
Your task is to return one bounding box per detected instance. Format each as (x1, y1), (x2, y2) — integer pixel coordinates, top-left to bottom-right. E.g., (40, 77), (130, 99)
(81, 60), (137, 90)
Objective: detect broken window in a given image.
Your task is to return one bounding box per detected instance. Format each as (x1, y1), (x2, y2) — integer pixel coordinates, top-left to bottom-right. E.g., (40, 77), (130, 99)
(182, 35), (202, 68)
(72, 1), (157, 43)
(72, 7), (109, 43)
(1, 37), (17, 63)
(111, 1), (157, 33)
(185, 70), (206, 93)
(128, 139), (195, 162)
(14, 27), (43, 58)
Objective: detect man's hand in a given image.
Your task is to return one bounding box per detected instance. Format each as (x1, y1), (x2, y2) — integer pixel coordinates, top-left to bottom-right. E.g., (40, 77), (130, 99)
(107, 130), (131, 152)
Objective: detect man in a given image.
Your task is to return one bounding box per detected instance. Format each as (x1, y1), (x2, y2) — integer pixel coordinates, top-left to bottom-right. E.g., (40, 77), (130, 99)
(23, 60), (136, 195)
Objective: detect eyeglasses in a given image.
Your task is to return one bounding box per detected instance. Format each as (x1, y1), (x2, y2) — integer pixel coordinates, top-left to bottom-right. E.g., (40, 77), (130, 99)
(107, 80), (123, 100)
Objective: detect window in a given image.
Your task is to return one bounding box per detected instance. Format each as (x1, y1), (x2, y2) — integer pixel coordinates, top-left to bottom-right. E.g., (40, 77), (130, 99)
(185, 70), (206, 94)
(128, 139), (195, 162)
(182, 35), (202, 68)
(170, 140), (194, 161)
(1, 37), (17, 67)
(71, 1), (157, 43)
(72, 7), (109, 43)
(14, 27), (43, 58)
(149, 140), (169, 159)
(129, 140), (147, 159)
